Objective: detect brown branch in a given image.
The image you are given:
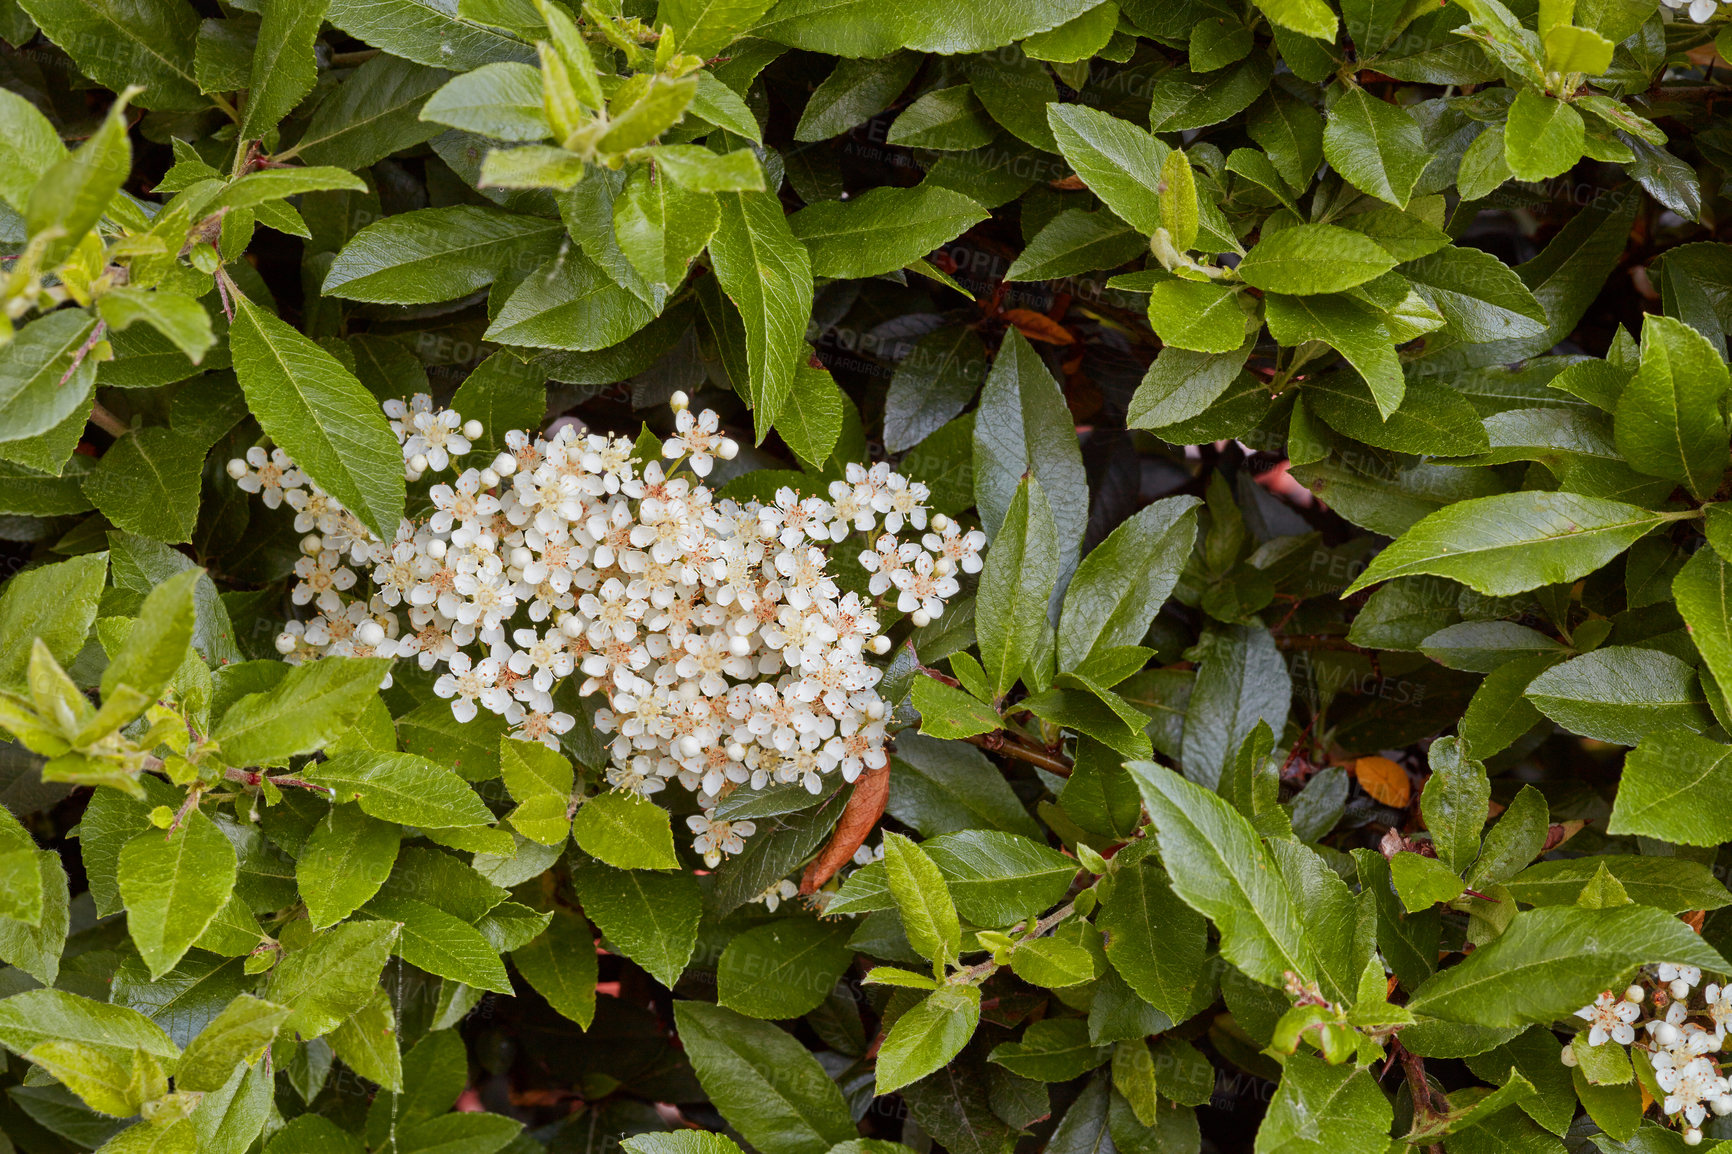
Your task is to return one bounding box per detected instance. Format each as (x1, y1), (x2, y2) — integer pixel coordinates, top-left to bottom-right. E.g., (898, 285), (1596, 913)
(89, 403), (130, 439)
(222, 766), (331, 793)
(966, 730), (1072, 777)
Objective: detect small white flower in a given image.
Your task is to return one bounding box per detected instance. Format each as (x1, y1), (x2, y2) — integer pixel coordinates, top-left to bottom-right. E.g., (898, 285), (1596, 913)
(1575, 990), (1640, 1046)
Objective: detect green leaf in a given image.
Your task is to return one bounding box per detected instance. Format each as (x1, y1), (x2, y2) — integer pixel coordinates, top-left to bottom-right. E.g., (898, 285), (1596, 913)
(571, 862), (699, 988)
(326, 0), (535, 69)
(1399, 246), (1549, 342)
(175, 995), (291, 1093)
(1506, 855), (1731, 913)
(230, 295), (405, 541)
(1406, 906), (1727, 1027)
(297, 804), (400, 929)
(1179, 624), (1291, 791)
(709, 189), (814, 442)
(912, 675), (1000, 739)
(0, 87), (66, 213)
(613, 164), (719, 289)
(883, 325), (986, 453)
(292, 54), (449, 169)
(990, 1017), (1111, 1082)
(1125, 760), (1313, 988)
(26, 1039), (162, 1118)
(266, 919), (399, 1040)
(1098, 859), (1206, 1022)
(1047, 103), (1168, 236)
(1504, 90), (1585, 182)
(973, 328), (1088, 581)
(1524, 646), (1711, 746)
(1419, 737), (1488, 875)
(1390, 851), (1466, 912)
(572, 790), (677, 869)
(659, 0), (773, 57)
(789, 184), (987, 279)
(483, 247), (657, 349)
(1007, 209), (1146, 282)
(82, 427), (206, 545)
(886, 733), (1045, 840)
(240, 0), (330, 140)
(0, 310), (100, 448)
(882, 830), (962, 968)
(16, 0), (201, 109)
(718, 918), (855, 1019)
(96, 288), (216, 365)
(212, 656), (391, 766)
(876, 986), (982, 1095)
(1608, 729), (1732, 846)
(512, 910), (598, 1028)
(1254, 1053), (1392, 1154)
(1256, 0), (1338, 40)
(118, 808), (238, 978)
(1322, 83), (1426, 208)
(365, 894), (512, 993)
(794, 53), (921, 141)
(1266, 296), (1404, 420)
(924, 829), (1077, 925)
(1614, 314), (1731, 499)
(1013, 936), (1098, 987)
(1343, 493), (1679, 597)
(0, 847), (69, 986)
(1238, 224), (1398, 294)
(887, 85), (996, 150)
(775, 362), (845, 471)
(324, 205), (563, 304)
(1145, 279), (1252, 354)
(1058, 495), (1200, 672)
(0, 988), (179, 1066)
(420, 62), (550, 141)
(977, 475), (1059, 699)
(673, 1001), (858, 1154)
(499, 736), (572, 846)
(303, 751), (495, 827)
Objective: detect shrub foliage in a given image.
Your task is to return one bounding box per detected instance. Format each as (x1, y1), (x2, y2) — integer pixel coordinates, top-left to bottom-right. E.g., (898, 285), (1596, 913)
(3, 0), (1732, 1151)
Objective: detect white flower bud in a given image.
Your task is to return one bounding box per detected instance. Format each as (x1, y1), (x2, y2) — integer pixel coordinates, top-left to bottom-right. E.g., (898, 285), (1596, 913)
(1627, 985), (1645, 1003)
(357, 621), (386, 647)
(717, 438), (739, 460)
(1685, 1128), (1703, 1147)
(1560, 1044), (1577, 1067)
(274, 632), (297, 654)
(911, 609), (931, 628)
(226, 458), (248, 479)
(510, 546), (534, 569)
(670, 390), (689, 411)
(678, 735), (702, 759)
(869, 634), (891, 655)
(865, 699), (886, 720)
(1674, 979), (1693, 1001)
(930, 512), (951, 531)
(463, 419), (483, 440)
(427, 538), (447, 559)
(1656, 1022), (1682, 1047)
(727, 742), (746, 761)
(409, 453), (429, 474)
(728, 634), (751, 657)
(479, 468), (499, 487)
(1715, 1096), (1732, 1117)
(300, 534), (323, 555)
(935, 556), (955, 576)
(493, 452), (516, 475)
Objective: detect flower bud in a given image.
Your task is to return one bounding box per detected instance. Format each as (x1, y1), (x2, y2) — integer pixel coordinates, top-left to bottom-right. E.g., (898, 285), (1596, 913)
(869, 634), (891, 655)
(717, 438), (739, 460)
(274, 632), (298, 655)
(357, 621), (386, 647)
(480, 468), (500, 487)
(727, 742), (746, 761)
(409, 453), (429, 473)
(670, 390), (689, 411)
(226, 458), (248, 479)
(427, 538), (448, 559)
(1656, 1022), (1681, 1046)
(1674, 979), (1693, 1001)
(1685, 1129), (1703, 1147)
(1626, 985), (1645, 1003)
(910, 609), (931, 628)
(463, 419), (483, 440)
(494, 452), (517, 475)
(1560, 1044), (1577, 1067)
(300, 534), (323, 555)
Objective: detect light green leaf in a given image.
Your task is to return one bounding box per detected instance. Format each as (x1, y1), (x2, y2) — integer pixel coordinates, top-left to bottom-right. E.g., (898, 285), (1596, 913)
(484, 248), (657, 350)
(709, 189), (814, 442)
(1237, 223), (1398, 294)
(512, 910), (598, 1028)
(875, 986), (982, 1095)
(1057, 496), (1200, 671)
(303, 751), (495, 827)
(16, 0), (201, 109)
(298, 804), (400, 929)
(571, 862), (699, 988)
(175, 995), (291, 1093)
(117, 808), (237, 978)
(327, 0), (535, 69)
(1047, 103), (1168, 236)
(325, 205), (564, 304)
(789, 185), (987, 279)
(240, 0), (330, 140)
(1614, 313), (1730, 499)
(420, 62), (550, 140)
(572, 790), (677, 869)
(211, 656), (391, 766)
(0, 310), (99, 447)
(613, 164), (719, 289)
(1322, 83), (1426, 208)
(883, 830), (962, 968)
(1525, 646), (1711, 746)
(1504, 90), (1585, 182)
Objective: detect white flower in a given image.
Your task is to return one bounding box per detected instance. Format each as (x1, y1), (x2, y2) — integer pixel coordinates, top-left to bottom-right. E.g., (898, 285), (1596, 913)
(753, 878), (799, 911)
(1575, 990), (1640, 1046)
(234, 394), (964, 833)
(231, 446), (304, 508)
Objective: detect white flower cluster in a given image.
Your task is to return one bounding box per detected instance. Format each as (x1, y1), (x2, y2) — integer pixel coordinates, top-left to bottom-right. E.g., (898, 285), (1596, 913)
(1660, 0), (1726, 24)
(1568, 964), (1732, 1144)
(230, 392), (980, 867)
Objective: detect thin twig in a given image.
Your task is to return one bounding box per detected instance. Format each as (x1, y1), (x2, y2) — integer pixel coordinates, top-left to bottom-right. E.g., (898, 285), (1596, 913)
(59, 321), (106, 386)
(966, 730), (1073, 777)
(222, 766), (331, 793)
(89, 403), (130, 439)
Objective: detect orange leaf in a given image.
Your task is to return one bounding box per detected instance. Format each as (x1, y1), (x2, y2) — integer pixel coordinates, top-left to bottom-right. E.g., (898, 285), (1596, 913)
(1003, 309), (1076, 345)
(800, 763), (890, 895)
(1353, 756), (1411, 808)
